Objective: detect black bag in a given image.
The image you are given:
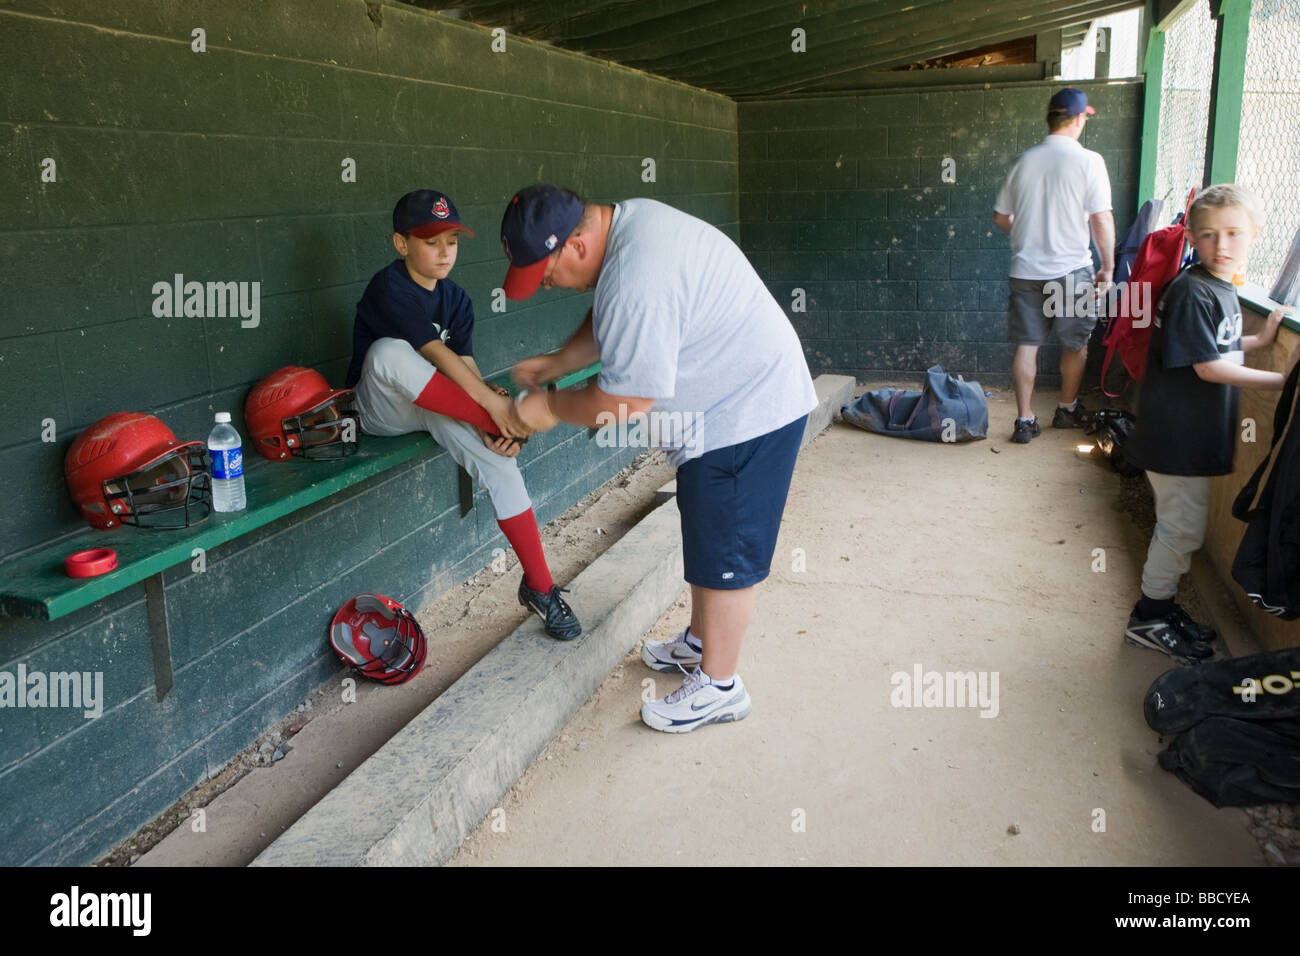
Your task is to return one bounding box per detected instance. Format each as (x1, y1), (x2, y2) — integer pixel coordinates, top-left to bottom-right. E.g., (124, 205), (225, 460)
(1144, 646), (1300, 734)
(1145, 648), (1300, 807)
(1157, 716), (1300, 807)
(840, 365), (987, 442)
(1084, 408), (1142, 477)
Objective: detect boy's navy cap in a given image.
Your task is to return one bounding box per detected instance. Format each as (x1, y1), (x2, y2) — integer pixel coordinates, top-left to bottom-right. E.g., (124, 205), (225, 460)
(393, 189), (475, 239)
(499, 184), (585, 300)
(1048, 87), (1096, 117)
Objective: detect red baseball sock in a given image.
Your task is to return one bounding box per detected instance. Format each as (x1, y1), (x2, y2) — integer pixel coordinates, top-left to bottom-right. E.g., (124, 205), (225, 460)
(497, 508), (554, 593)
(414, 372), (498, 434)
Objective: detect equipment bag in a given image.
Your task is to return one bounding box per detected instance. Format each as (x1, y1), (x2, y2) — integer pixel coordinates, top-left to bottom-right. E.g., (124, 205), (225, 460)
(841, 365), (987, 442)
(1100, 189), (1195, 397)
(1157, 715), (1300, 808)
(1144, 647), (1300, 735)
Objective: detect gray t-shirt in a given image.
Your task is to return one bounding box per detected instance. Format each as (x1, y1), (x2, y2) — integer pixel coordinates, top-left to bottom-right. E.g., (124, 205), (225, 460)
(592, 199), (817, 465)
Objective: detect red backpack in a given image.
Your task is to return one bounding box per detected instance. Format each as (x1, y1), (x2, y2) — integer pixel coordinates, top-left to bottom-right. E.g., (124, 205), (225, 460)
(1101, 189), (1194, 397)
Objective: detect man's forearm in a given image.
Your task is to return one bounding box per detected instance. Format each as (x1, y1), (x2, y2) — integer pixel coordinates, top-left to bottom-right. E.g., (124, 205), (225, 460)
(1090, 212), (1116, 271)
(547, 383), (653, 429)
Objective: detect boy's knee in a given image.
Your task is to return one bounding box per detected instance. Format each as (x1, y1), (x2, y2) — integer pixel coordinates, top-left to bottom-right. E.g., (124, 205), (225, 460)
(365, 337), (416, 376)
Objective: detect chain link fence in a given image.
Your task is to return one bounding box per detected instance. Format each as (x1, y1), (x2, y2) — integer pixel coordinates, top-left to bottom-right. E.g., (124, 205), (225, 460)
(1152, 0), (1216, 219)
(1236, 0), (1300, 293)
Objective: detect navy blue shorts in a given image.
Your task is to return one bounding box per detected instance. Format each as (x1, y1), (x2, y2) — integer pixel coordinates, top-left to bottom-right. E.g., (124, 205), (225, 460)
(676, 415), (807, 590)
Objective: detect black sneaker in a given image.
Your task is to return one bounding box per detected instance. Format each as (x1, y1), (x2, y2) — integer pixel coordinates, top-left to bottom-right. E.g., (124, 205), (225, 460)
(1124, 604), (1214, 663)
(518, 577), (582, 641)
(1011, 418), (1040, 443)
(1167, 604), (1218, 645)
(1052, 399), (1093, 428)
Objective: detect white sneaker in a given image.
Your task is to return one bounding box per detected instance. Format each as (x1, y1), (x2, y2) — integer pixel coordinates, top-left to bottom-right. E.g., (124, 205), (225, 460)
(641, 667), (751, 733)
(641, 628), (703, 672)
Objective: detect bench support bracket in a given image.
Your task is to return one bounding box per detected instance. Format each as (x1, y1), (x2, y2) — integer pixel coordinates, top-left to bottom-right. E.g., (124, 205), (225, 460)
(144, 572), (174, 702)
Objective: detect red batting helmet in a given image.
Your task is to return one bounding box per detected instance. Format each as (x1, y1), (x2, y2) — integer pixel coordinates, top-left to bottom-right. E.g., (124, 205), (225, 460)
(329, 594), (427, 685)
(245, 366), (359, 462)
(64, 412), (211, 530)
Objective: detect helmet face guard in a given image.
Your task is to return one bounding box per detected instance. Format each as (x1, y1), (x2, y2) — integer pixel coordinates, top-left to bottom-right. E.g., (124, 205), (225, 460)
(101, 443), (212, 529)
(329, 594), (427, 685)
(283, 394), (360, 460)
(246, 366), (360, 462)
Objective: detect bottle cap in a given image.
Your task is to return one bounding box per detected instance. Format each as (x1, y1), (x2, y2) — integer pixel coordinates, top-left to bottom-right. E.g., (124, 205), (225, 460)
(215, 412), (231, 423)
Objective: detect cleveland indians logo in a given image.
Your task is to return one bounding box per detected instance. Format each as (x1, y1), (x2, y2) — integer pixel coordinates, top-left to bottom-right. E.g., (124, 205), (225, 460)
(432, 198), (450, 219)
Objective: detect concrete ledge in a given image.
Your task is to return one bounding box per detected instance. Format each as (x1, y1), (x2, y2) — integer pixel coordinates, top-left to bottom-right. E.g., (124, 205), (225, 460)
(252, 374), (854, 867)
(253, 496), (685, 867)
(805, 374), (856, 445)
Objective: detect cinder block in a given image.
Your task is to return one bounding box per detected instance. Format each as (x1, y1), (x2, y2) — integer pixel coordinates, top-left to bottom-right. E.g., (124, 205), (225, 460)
(950, 248), (1010, 280)
(858, 158), (920, 189)
(857, 280), (917, 311)
(918, 280), (981, 311)
(888, 125), (951, 158)
(828, 310), (889, 341)
(855, 220), (917, 251)
(827, 250), (888, 280)
(889, 250), (949, 281)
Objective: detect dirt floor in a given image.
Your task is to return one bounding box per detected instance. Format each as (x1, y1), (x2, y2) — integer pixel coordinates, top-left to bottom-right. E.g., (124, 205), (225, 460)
(114, 384), (1299, 867)
(447, 386), (1299, 867)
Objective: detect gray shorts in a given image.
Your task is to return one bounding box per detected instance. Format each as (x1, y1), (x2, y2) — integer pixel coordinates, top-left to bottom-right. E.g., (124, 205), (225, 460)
(1008, 266), (1098, 351)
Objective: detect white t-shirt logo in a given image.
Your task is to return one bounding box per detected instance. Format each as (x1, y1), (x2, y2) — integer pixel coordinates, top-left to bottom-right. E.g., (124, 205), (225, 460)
(1216, 311), (1242, 347)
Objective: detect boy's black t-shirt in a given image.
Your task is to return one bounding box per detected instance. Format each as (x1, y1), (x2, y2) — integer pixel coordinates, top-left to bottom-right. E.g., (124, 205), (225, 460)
(344, 260), (474, 388)
(1130, 264), (1245, 476)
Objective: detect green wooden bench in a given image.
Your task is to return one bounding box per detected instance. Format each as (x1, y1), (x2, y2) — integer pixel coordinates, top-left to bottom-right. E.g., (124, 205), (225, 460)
(0, 361), (602, 699)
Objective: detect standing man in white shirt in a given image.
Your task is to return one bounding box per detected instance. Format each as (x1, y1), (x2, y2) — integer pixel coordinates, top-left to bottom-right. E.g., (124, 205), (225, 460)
(993, 87), (1116, 444)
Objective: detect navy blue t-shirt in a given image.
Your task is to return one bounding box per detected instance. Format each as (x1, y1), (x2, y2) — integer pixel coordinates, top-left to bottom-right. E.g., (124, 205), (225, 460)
(1129, 264), (1245, 476)
(344, 260), (474, 388)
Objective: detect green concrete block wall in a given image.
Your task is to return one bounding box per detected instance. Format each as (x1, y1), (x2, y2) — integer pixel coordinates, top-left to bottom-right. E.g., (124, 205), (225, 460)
(738, 80), (1143, 388)
(0, 0), (734, 865)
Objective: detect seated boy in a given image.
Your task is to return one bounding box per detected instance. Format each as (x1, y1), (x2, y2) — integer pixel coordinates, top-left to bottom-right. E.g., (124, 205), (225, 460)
(1125, 184), (1298, 662)
(344, 189), (580, 639)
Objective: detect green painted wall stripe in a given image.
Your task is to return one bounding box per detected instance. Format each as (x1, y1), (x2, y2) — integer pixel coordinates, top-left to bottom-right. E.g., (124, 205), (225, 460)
(1207, 0), (1251, 183)
(1137, 27), (1165, 206)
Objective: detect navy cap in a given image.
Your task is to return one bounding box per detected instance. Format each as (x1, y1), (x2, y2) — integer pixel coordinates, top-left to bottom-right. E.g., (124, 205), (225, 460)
(499, 184), (585, 300)
(1048, 87), (1096, 117)
(393, 189), (475, 239)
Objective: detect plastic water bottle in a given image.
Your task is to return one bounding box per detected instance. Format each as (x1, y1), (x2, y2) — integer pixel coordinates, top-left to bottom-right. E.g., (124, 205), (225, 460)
(207, 412), (246, 513)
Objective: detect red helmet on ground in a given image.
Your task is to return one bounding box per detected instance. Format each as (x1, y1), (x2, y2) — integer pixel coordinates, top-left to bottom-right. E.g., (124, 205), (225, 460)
(245, 366), (359, 462)
(329, 594), (427, 685)
(64, 412), (211, 530)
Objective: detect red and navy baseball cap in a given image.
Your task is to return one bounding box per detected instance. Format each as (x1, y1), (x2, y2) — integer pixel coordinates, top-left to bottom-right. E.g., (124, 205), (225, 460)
(499, 184), (585, 300)
(1048, 88), (1096, 117)
(393, 189), (475, 239)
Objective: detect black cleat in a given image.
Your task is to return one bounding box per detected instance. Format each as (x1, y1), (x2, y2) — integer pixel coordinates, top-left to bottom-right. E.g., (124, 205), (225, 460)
(1124, 604), (1214, 664)
(518, 577), (582, 641)
(1166, 604), (1218, 645)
